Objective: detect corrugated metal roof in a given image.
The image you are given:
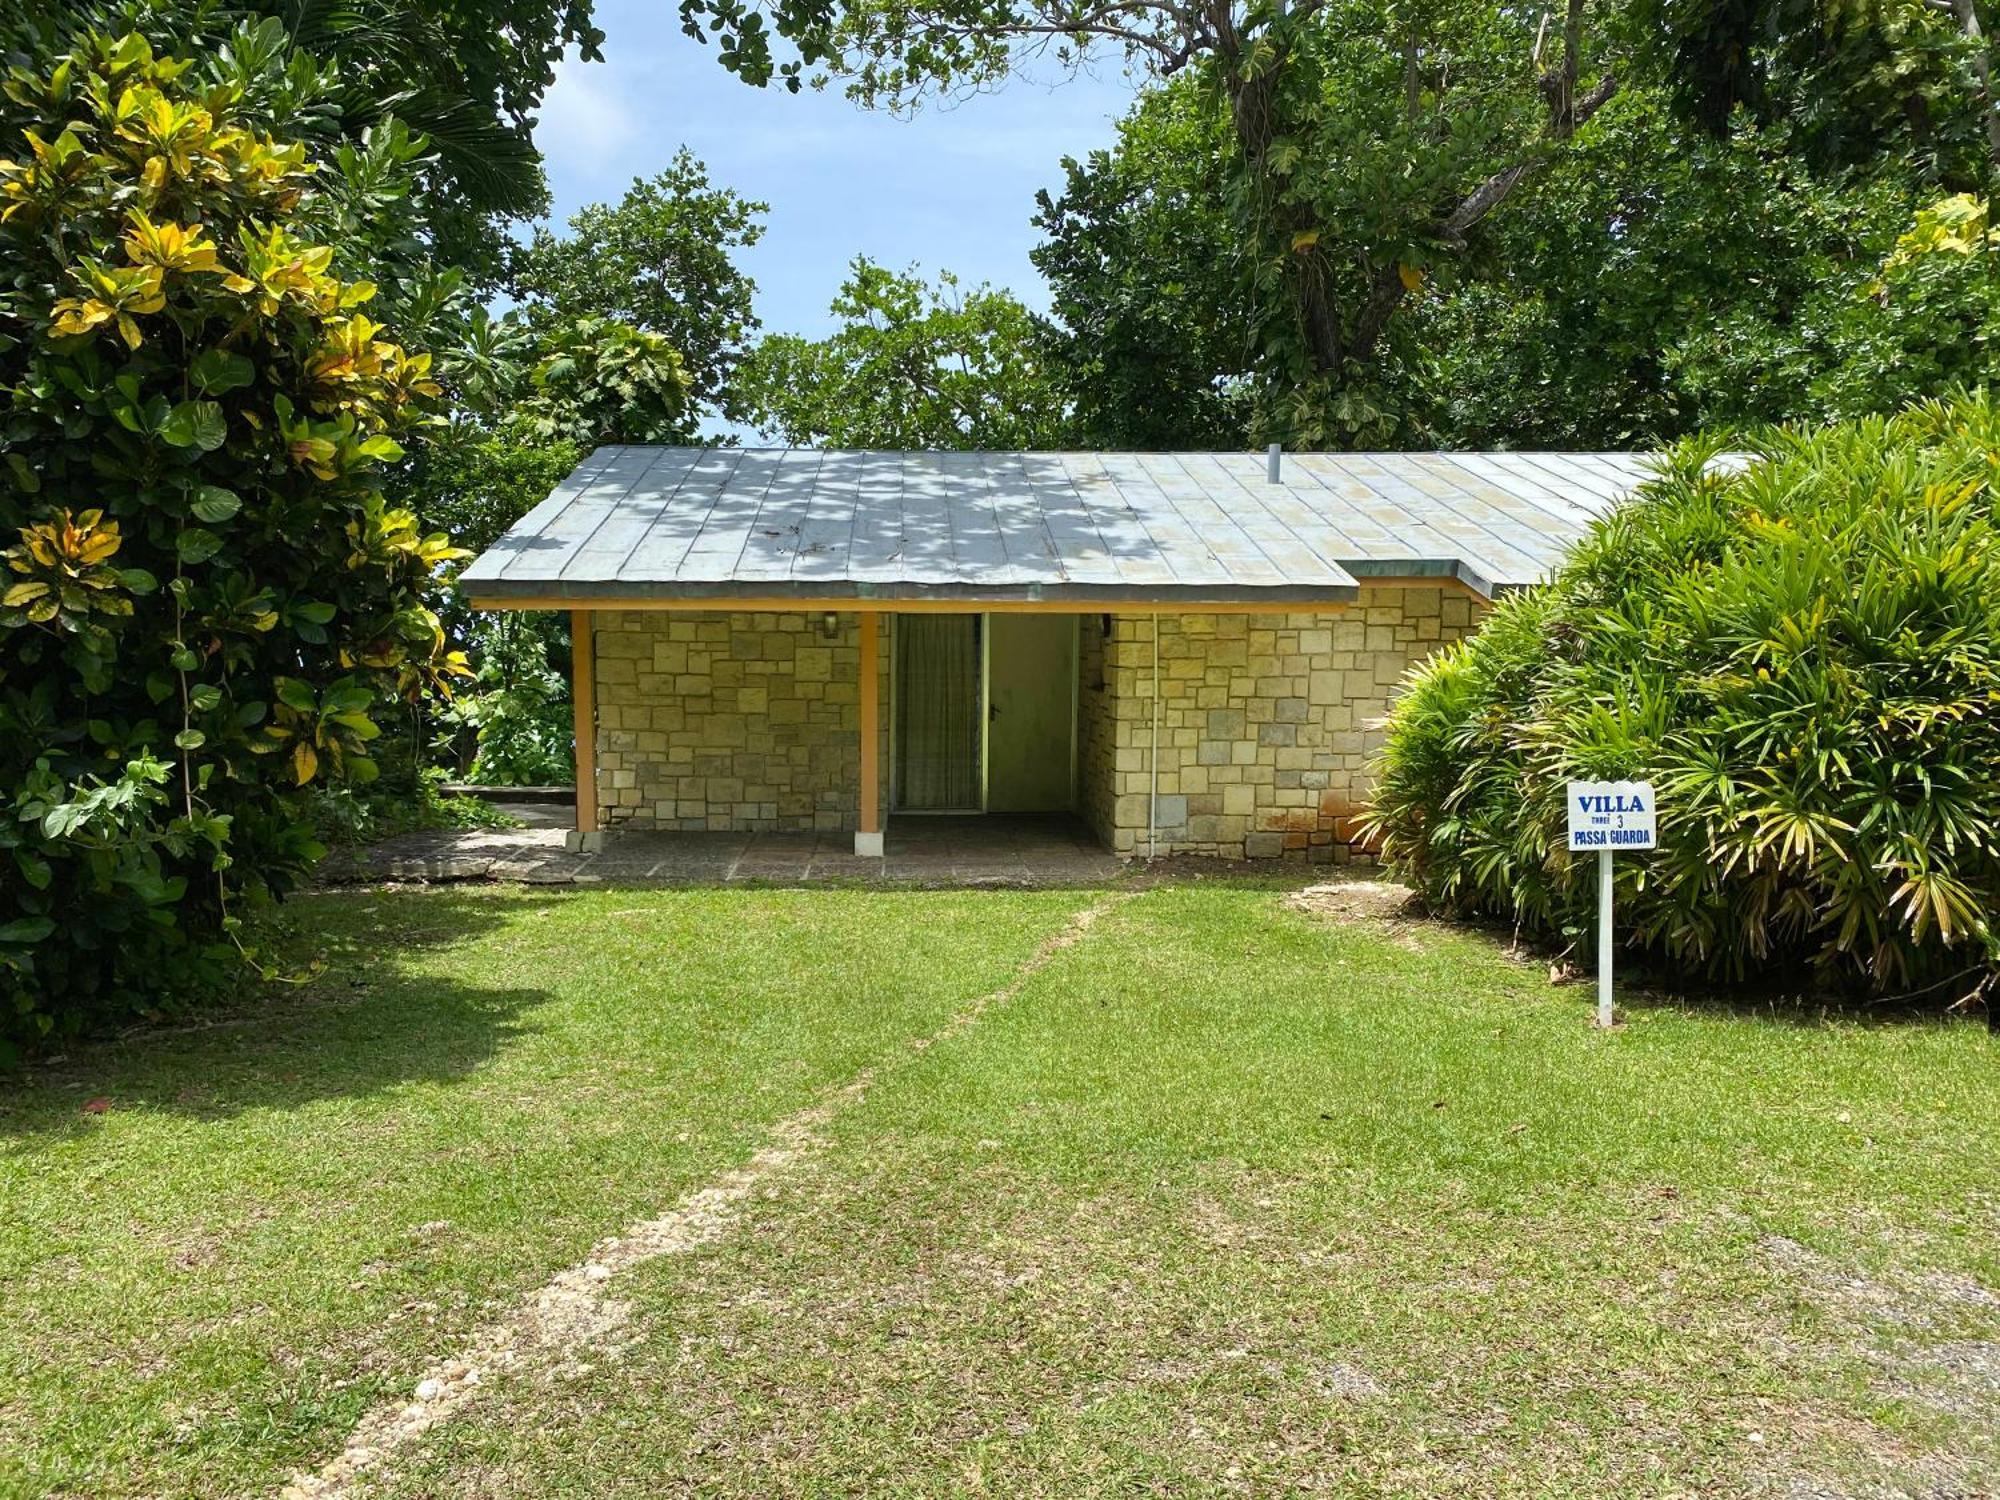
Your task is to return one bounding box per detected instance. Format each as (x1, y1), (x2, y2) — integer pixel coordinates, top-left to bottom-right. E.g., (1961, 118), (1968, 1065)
(460, 447), (1667, 606)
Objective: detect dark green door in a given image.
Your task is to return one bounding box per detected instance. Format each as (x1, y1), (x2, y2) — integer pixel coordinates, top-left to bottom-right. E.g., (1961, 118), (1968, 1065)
(985, 614), (1076, 812)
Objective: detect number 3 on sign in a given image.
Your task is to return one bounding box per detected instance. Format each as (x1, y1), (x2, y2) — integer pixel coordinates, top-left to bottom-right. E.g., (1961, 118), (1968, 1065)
(1565, 780), (1657, 1028)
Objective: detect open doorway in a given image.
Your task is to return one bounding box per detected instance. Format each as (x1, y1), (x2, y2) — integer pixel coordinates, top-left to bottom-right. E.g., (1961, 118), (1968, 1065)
(890, 613), (1077, 813)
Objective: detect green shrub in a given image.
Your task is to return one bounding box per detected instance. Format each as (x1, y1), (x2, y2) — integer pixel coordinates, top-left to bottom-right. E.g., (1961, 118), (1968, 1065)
(1367, 395), (2000, 1006)
(307, 766), (518, 848)
(434, 615), (575, 786)
(0, 33), (464, 1050)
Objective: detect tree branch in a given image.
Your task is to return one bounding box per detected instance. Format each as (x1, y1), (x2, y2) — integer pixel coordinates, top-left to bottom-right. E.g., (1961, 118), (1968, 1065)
(1348, 0), (1618, 364)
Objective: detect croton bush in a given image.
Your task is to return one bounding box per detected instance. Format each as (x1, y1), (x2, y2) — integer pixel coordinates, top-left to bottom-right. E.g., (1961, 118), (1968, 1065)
(0, 32), (465, 1050)
(1366, 395), (2000, 1008)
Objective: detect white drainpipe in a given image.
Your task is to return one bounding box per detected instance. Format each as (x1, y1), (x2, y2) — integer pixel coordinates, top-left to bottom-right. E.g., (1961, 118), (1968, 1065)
(1148, 611), (1161, 860)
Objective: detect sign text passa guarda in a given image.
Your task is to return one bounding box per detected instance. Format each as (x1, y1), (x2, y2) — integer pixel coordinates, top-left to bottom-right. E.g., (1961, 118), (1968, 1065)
(1565, 777), (1658, 1028)
(1568, 826), (1654, 846)
(1572, 786), (1651, 845)
(1564, 779), (1658, 854)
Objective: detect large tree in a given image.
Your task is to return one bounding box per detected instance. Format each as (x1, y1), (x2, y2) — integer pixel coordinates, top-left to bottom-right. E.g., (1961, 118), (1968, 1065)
(738, 259), (1072, 448)
(1416, 87), (1916, 446)
(509, 151), (767, 425)
(1650, 0), (1998, 175)
(679, 0), (1623, 441)
(1031, 80), (1254, 449)
(686, 0), (2000, 445)
(1029, 3), (1987, 448)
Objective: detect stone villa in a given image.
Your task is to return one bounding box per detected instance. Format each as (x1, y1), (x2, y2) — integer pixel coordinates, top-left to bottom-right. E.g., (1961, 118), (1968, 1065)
(461, 447), (1653, 861)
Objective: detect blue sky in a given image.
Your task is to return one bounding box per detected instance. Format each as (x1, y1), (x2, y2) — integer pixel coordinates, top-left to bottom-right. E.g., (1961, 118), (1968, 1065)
(531, 0), (1142, 341)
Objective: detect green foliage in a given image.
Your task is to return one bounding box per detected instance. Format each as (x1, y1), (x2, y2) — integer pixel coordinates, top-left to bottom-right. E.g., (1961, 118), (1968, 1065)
(385, 393), (581, 787)
(683, 0), (2000, 446)
(385, 305), (687, 795)
(739, 258), (1072, 449)
(434, 615), (575, 785)
(516, 315), (692, 447)
(261, 0), (604, 240)
(388, 278), (692, 800)
(307, 763), (518, 848)
(1031, 80), (1253, 450)
(400, 423), (581, 562)
(1421, 93), (1919, 446)
(1367, 395), (2000, 1005)
(509, 152), (766, 423)
(1815, 193), (2000, 419)
(679, 0), (1625, 444)
(4, 0), (604, 278)
(1644, 0), (1993, 177)
(1221, 0), (1618, 445)
(0, 31), (467, 1046)
(1036, 54), (1994, 447)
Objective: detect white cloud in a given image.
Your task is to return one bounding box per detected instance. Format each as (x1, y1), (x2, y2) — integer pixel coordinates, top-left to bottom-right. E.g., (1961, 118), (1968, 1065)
(533, 49), (645, 195)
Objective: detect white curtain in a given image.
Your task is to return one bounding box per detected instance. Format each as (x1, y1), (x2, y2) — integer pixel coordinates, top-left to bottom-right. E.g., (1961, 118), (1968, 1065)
(897, 616), (980, 810)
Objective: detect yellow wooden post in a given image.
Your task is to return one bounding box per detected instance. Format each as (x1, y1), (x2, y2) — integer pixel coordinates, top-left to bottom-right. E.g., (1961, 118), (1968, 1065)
(571, 608), (598, 834)
(856, 610), (883, 856)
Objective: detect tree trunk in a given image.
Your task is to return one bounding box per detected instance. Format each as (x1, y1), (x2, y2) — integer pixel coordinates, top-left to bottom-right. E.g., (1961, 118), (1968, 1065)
(1227, 0), (1618, 387)
(1227, 56), (1349, 376)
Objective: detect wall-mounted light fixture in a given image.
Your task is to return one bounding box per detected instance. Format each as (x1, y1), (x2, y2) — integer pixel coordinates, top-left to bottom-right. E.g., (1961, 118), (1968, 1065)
(820, 611), (840, 640)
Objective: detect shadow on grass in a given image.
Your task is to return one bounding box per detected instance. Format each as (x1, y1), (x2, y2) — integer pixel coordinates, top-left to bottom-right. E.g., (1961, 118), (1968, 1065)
(0, 888), (557, 1143)
(1608, 974), (1996, 1031)
(1434, 915), (1996, 1032)
(1266, 879), (1997, 1032)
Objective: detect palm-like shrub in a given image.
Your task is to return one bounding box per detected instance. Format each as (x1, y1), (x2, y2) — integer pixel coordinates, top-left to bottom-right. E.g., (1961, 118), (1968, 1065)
(1368, 396), (2000, 1005)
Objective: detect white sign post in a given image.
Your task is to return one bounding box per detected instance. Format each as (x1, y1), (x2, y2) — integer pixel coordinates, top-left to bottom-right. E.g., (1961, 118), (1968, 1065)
(1565, 780), (1657, 1027)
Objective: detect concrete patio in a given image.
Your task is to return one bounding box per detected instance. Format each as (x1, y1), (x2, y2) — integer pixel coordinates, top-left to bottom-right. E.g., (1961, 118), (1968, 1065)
(324, 814), (1126, 887)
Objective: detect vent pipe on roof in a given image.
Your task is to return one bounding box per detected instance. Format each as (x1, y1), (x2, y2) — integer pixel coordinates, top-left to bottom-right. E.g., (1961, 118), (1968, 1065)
(1266, 442), (1282, 483)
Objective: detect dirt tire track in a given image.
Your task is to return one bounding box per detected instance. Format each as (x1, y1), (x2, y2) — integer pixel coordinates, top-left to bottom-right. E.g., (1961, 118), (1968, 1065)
(278, 893), (1129, 1500)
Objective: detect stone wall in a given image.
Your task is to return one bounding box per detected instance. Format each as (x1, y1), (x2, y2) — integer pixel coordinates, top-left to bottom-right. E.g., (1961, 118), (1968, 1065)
(590, 610), (891, 832)
(1092, 587), (1483, 861)
(585, 590), (1479, 854)
(1077, 612), (1117, 850)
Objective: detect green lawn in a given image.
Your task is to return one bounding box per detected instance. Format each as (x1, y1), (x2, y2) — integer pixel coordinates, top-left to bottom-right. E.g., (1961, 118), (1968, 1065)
(3, 879), (1995, 1498)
